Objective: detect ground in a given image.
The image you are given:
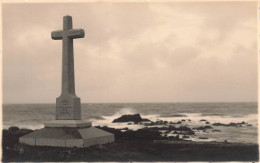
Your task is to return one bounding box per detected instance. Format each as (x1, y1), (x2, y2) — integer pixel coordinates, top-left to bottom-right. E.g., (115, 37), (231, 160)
(2, 126), (259, 162)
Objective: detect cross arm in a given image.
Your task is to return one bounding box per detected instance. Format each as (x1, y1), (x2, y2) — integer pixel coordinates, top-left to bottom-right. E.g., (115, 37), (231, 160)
(51, 30), (63, 40)
(68, 29), (85, 39)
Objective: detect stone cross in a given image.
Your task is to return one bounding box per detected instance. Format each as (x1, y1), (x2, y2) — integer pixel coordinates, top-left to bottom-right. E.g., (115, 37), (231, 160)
(51, 15), (85, 120)
(19, 15), (114, 148)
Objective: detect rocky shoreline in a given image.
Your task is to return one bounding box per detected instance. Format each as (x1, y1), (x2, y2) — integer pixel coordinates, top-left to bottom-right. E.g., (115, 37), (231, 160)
(2, 114), (259, 161)
(2, 125), (259, 162)
(102, 113), (257, 143)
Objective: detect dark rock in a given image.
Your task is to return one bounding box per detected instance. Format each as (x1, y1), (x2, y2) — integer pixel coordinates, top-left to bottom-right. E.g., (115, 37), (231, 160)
(212, 123), (225, 126)
(3, 129), (8, 136)
(8, 126), (19, 134)
(229, 123), (242, 127)
(194, 126), (212, 130)
(212, 122), (245, 127)
(168, 134), (183, 141)
(183, 135), (189, 139)
(165, 130), (171, 134)
(3, 127), (33, 147)
(178, 126), (193, 132)
(198, 137), (209, 139)
(171, 126), (195, 135)
(144, 122), (153, 126)
(137, 125), (196, 136)
(167, 114), (187, 117)
(112, 114), (150, 123)
(200, 119), (207, 122)
(121, 127), (129, 131)
(206, 122), (210, 124)
(156, 120), (164, 125)
(145, 120), (171, 126)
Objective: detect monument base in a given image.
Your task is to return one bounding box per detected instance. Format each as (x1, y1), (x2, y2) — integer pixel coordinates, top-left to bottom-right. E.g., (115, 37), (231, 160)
(19, 125), (114, 148)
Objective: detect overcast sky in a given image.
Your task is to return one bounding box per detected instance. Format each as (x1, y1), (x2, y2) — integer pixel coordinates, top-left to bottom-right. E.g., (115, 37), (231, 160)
(2, 2), (257, 103)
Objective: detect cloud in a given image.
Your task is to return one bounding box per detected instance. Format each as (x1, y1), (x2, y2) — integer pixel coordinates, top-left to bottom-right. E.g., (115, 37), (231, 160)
(2, 2), (257, 103)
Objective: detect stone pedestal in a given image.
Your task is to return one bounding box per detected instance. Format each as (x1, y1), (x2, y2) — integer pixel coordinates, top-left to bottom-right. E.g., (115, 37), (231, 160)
(19, 121), (114, 148)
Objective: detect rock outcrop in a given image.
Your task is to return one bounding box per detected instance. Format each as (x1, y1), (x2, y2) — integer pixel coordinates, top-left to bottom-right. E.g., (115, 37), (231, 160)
(112, 114), (150, 123)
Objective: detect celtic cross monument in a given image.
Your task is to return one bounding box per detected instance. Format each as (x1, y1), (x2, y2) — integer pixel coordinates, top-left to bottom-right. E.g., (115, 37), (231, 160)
(19, 15), (114, 147)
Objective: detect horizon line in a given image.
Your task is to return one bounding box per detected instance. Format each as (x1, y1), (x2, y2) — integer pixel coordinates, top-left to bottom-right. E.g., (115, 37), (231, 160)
(2, 101), (258, 105)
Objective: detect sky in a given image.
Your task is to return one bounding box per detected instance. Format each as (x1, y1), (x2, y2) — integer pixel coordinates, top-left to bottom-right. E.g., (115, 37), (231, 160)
(2, 2), (258, 103)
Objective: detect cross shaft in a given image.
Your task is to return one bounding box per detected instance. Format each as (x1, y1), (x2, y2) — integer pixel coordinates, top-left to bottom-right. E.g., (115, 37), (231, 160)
(52, 15), (84, 95)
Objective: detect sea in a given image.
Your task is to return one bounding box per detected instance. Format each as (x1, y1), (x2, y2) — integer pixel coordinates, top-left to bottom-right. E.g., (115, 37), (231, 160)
(2, 102), (258, 144)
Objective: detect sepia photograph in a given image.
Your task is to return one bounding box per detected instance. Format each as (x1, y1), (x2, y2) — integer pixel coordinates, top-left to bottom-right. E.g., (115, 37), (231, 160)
(1, 1), (258, 161)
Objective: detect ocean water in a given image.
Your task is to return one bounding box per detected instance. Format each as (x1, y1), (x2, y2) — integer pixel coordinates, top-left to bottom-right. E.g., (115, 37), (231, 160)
(2, 102), (258, 143)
